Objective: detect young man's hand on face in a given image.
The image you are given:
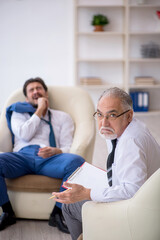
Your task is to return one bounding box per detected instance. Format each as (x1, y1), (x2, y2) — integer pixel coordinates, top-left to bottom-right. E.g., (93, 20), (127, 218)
(35, 97), (49, 117)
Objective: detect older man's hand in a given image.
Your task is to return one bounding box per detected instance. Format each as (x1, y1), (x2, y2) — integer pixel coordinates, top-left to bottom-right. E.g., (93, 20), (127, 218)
(51, 182), (91, 204)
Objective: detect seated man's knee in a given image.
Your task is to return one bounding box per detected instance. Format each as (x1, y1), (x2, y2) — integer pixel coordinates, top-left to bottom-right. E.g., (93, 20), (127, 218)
(66, 153), (85, 166)
(76, 155), (85, 165)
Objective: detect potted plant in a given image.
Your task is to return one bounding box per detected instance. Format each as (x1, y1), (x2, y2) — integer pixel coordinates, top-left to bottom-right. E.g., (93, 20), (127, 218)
(91, 14), (109, 32)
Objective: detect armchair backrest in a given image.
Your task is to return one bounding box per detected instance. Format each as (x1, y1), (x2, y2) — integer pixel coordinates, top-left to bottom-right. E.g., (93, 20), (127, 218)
(130, 168), (160, 208)
(127, 168), (160, 240)
(0, 86), (96, 163)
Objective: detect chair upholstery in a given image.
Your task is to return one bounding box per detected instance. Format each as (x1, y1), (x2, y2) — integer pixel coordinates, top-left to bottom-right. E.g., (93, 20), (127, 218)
(0, 86), (96, 219)
(82, 169), (160, 240)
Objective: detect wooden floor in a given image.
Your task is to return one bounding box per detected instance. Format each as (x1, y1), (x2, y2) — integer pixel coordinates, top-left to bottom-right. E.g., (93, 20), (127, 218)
(0, 219), (72, 240)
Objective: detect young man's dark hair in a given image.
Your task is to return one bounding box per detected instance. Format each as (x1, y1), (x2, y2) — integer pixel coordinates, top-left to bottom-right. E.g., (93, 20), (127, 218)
(23, 77), (48, 96)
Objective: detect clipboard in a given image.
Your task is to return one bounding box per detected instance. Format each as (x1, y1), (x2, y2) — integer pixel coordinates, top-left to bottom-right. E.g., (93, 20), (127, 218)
(63, 162), (109, 190)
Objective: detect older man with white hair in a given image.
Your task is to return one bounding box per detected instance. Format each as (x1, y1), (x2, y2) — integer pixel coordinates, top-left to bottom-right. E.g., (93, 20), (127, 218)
(52, 87), (160, 240)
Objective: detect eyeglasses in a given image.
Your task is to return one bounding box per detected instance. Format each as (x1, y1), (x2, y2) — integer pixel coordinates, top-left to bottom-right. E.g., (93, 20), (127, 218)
(93, 109), (130, 121)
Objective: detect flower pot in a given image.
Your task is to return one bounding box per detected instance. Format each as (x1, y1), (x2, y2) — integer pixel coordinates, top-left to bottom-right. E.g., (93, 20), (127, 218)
(94, 25), (104, 32)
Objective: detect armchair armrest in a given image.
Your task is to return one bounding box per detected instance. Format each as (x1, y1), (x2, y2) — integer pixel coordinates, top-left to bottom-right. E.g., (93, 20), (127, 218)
(82, 200), (130, 240)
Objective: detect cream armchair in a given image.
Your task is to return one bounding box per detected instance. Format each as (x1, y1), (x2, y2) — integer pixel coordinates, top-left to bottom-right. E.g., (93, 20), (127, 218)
(82, 169), (160, 240)
(0, 86), (95, 219)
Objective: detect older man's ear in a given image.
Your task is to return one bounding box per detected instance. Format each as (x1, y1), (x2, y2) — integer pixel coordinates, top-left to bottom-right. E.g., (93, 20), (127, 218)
(127, 109), (133, 123)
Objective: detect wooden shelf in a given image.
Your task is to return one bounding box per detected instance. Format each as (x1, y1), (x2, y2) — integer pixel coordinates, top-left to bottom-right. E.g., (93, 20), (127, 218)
(130, 32), (160, 35)
(80, 83), (123, 90)
(77, 5), (125, 8)
(129, 84), (160, 89)
(130, 5), (160, 8)
(77, 32), (125, 36)
(77, 58), (124, 62)
(134, 111), (160, 116)
(129, 58), (160, 63)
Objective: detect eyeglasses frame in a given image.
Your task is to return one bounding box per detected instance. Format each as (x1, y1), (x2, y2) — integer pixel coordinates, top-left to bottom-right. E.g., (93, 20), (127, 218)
(93, 109), (130, 121)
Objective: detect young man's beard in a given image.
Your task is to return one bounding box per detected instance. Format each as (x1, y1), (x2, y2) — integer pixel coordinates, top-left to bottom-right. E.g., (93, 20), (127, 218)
(30, 94), (43, 108)
(30, 103), (38, 108)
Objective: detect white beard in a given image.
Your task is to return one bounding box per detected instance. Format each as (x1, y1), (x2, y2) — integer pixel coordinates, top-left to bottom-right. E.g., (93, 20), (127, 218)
(99, 127), (117, 140)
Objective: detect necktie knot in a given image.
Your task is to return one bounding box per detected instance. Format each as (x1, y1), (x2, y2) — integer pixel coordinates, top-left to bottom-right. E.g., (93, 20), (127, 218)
(111, 139), (117, 150)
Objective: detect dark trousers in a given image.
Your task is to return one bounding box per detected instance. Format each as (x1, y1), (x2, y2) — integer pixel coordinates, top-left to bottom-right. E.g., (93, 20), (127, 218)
(0, 145), (85, 209)
(62, 200), (88, 240)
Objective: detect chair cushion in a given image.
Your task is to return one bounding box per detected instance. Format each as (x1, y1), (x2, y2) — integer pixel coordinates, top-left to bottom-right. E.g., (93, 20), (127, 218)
(5, 175), (62, 193)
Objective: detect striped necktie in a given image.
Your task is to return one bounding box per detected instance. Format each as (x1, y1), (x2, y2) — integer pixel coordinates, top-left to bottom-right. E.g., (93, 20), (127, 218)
(41, 110), (56, 147)
(107, 139), (117, 187)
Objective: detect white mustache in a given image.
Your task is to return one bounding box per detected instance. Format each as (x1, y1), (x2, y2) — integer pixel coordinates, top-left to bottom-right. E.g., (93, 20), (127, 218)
(99, 127), (115, 134)
(99, 127), (117, 140)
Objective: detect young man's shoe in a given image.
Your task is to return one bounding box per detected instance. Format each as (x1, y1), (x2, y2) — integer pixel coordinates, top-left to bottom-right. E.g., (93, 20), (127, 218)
(48, 212), (70, 234)
(0, 212), (16, 231)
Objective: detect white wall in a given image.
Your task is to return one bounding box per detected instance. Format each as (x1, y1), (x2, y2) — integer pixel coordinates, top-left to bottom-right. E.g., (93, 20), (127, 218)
(0, 0), (74, 112)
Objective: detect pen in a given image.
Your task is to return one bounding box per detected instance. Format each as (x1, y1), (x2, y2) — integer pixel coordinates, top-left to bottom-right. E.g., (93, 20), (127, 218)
(48, 188), (71, 199)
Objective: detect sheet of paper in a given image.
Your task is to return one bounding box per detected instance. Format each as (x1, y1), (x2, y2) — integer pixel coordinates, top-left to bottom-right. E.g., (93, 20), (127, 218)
(65, 162), (109, 190)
